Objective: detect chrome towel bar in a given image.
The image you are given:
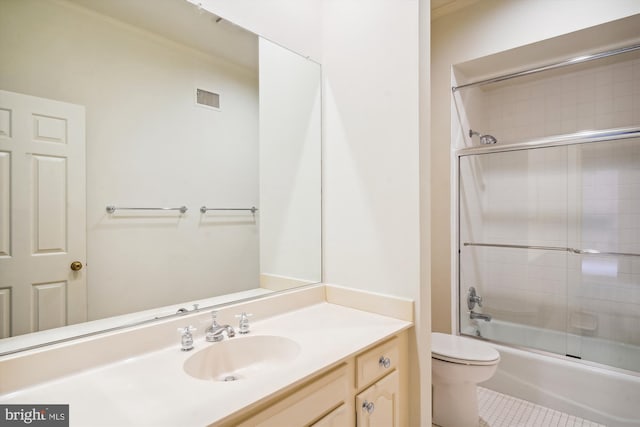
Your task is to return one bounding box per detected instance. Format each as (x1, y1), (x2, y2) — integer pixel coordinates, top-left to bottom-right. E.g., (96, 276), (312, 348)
(106, 205), (188, 214)
(463, 242), (640, 258)
(200, 206), (258, 214)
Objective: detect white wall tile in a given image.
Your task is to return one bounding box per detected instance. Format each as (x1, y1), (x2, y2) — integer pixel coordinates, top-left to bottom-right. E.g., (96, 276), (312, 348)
(470, 55), (640, 144)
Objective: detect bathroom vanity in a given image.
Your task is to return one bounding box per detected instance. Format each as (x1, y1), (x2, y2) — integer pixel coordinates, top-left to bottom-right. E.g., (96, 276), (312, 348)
(221, 333), (406, 426)
(0, 285), (412, 426)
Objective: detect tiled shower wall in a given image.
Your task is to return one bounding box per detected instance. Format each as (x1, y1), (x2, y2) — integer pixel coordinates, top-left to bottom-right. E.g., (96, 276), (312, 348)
(457, 52), (640, 146)
(457, 53), (640, 352)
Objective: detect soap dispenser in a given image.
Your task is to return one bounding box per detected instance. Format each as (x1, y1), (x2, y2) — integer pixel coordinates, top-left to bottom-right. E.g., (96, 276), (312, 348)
(236, 312), (252, 334)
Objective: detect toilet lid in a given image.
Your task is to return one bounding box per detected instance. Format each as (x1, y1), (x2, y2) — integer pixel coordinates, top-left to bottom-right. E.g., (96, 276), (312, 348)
(431, 333), (500, 365)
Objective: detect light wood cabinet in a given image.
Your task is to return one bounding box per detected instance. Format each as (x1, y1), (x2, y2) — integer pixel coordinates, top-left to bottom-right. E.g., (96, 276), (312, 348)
(354, 337), (401, 427)
(356, 337), (399, 389)
(311, 404), (350, 427)
(217, 331), (407, 427)
(355, 370), (399, 427)
(234, 365), (351, 427)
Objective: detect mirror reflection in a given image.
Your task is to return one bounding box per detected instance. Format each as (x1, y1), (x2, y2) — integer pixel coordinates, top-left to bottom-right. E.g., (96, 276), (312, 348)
(0, 0), (321, 352)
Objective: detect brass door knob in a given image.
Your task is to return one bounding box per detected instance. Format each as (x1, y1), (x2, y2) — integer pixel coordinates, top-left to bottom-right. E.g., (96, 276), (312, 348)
(70, 261), (83, 271)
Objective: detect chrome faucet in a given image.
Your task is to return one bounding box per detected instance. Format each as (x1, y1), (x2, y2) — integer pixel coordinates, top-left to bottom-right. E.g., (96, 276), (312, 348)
(469, 311), (492, 322)
(205, 311), (236, 342)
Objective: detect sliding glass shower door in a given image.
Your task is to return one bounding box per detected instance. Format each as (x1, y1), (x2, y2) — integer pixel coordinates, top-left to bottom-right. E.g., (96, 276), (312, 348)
(458, 137), (640, 373)
(568, 139), (640, 372)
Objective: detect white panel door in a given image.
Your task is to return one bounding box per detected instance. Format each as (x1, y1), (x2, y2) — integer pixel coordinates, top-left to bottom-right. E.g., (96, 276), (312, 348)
(0, 90), (86, 338)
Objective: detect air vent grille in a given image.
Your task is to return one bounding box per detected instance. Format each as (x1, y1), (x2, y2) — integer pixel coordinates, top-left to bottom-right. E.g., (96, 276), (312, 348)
(196, 88), (220, 109)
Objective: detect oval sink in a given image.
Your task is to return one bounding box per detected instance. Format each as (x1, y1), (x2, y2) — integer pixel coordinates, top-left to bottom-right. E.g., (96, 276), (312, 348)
(183, 335), (300, 382)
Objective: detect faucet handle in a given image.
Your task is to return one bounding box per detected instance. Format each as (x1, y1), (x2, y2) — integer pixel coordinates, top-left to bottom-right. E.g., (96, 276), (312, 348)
(235, 312), (252, 334)
(178, 325), (196, 351)
(467, 287), (483, 309)
(210, 310), (220, 325)
(178, 325), (196, 334)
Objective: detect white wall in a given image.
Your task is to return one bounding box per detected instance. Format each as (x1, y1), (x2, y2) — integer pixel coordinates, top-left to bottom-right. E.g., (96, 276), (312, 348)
(200, 0), (428, 423)
(258, 38), (322, 284)
(321, 1), (427, 424)
(195, 0), (429, 320)
(189, 0), (322, 63)
(200, 0), (424, 303)
(0, 0), (260, 319)
(321, 0), (421, 299)
(431, 0), (640, 333)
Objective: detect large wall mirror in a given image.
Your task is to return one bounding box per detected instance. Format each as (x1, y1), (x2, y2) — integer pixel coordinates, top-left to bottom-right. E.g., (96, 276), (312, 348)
(0, 0), (321, 354)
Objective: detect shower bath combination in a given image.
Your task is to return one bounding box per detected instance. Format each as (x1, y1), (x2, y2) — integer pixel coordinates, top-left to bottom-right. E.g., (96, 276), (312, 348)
(457, 133), (640, 426)
(469, 129), (497, 145)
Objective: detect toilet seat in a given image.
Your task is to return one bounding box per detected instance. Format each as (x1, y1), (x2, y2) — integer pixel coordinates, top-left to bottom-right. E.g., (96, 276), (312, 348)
(432, 332), (499, 366)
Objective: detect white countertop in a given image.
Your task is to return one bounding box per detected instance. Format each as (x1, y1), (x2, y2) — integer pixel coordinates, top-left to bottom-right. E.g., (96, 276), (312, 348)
(0, 302), (411, 426)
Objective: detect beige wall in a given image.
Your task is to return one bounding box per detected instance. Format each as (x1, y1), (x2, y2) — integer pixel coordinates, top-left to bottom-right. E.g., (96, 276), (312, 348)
(431, 0), (640, 333)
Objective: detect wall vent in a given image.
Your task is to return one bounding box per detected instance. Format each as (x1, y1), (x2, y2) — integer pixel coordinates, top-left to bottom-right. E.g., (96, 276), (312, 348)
(196, 88), (220, 110)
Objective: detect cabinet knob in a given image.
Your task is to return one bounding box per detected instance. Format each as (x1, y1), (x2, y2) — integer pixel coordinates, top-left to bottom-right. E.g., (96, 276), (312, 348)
(362, 400), (375, 414)
(379, 356), (391, 369)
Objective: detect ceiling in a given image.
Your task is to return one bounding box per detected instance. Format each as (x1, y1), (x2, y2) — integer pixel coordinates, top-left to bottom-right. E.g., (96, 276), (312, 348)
(431, 0), (482, 20)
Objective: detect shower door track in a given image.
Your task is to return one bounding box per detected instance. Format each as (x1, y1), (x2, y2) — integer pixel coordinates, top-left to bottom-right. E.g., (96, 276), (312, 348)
(456, 126), (640, 157)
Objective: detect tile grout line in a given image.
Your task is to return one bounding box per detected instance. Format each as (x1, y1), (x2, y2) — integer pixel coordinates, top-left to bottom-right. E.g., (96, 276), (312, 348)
(477, 387), (607, 427)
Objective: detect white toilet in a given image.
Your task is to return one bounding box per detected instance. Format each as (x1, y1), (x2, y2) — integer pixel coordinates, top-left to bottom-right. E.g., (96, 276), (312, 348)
(431, 332), (500, 427)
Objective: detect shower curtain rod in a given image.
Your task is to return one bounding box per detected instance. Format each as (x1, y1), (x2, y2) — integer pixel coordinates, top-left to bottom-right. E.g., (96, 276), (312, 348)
(451, 42), (640, 92)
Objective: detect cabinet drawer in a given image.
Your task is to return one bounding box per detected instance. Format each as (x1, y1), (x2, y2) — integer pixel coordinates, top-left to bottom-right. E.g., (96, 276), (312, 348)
(356, 337), (398, 389)
(236, 365), (349, 427)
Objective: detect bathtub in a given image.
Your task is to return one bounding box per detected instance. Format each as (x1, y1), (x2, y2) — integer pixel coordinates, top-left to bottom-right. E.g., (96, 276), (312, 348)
(463, 321), (640, 427)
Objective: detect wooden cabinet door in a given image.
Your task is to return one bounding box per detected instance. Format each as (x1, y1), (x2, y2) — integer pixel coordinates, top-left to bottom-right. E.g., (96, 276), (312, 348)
(355, 370), (399, 427)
